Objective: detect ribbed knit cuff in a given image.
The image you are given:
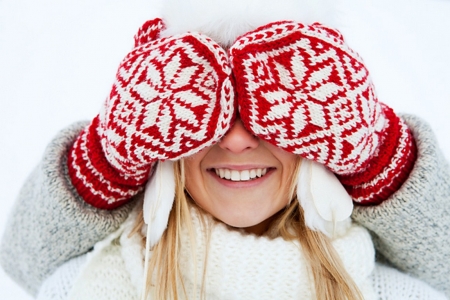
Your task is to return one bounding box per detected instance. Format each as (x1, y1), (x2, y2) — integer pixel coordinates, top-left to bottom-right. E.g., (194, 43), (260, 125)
(339, 106), (417, 205)
(67, 116), (153, 209)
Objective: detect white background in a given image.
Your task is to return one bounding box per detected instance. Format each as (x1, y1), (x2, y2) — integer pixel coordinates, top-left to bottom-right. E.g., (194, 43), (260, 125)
(1, 0), (449, 298)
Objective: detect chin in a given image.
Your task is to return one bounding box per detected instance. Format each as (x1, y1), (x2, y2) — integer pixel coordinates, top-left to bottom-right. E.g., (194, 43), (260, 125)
(216, 210), (275, 231)
(225, 219), (262, 228)
(213, 211), (258, 226)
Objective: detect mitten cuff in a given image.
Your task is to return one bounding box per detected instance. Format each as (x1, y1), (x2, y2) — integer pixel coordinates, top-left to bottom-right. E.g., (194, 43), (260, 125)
(339, 106), (417, 205)
(67, 116), (153, 209)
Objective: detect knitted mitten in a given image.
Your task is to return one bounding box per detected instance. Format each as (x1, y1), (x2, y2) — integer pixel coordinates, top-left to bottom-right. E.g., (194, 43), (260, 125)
(68, 19), (235, 209)
(229, 21), (416, 205)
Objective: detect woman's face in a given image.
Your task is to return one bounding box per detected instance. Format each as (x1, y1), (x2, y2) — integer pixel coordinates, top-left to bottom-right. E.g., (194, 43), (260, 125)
(184, 119), (298, 234)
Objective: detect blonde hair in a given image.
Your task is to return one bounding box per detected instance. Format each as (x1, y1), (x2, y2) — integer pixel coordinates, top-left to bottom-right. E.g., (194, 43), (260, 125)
(134, 159), (363, 300)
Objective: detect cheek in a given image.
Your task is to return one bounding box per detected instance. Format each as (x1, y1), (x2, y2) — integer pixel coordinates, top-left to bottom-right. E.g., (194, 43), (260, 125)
(271, 148), (299, 200)
(184, 158), (210, 208)
(184, 159), (201, 193)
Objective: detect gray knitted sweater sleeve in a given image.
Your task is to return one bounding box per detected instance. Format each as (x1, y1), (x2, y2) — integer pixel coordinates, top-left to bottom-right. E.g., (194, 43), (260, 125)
(0, 122), (138, 297)
(352, 114), (450, 296)
(1, 115), (449, 297)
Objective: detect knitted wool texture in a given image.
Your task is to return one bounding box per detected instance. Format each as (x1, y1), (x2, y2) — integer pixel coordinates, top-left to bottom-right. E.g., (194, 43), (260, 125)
(229, 21), (416, 204)
(38, 205), (377, 299)
(36, 205), (448, 300)
(68, 19), (416, 209)
(68, 19), (235, 208)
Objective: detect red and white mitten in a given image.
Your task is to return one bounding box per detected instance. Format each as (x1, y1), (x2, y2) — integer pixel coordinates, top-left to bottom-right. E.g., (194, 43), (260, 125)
(68, 18), (235, 209)
(229, 21), (416, 206)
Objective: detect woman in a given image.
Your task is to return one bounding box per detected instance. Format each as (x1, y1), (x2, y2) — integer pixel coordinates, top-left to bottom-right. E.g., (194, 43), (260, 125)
(2, 0), (450, 299)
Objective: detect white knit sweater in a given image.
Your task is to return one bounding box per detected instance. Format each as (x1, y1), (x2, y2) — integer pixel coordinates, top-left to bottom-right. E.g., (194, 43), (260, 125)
(37, 206), (447, 300)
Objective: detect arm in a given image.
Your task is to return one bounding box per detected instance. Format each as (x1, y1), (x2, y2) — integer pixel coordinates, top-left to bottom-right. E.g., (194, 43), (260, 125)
(352, 114), (450, 297)
(0, 122), (137, 296)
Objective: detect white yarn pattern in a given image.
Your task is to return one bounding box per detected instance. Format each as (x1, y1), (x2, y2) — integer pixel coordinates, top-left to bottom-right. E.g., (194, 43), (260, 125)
(371, 264), (448, 300)
(36, 206), (448, 300)
(37, 255), (87, 300)
(177, 209), (375, 299)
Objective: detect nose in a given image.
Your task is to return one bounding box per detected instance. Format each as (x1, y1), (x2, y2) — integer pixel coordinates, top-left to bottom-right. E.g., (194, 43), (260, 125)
(218, 118), (259, 153)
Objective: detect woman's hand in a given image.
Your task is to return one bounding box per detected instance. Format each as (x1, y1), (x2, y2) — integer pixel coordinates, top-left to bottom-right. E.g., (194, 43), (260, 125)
(68, 19), (235, 209)
(229, 21), (417, 204)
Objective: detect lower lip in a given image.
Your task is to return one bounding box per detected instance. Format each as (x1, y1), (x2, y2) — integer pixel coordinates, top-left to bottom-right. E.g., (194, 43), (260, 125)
(208, 169), (275, 188)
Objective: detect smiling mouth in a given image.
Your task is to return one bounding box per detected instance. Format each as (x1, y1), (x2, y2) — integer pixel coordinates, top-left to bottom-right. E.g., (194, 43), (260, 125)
(212, 168), (270, 182)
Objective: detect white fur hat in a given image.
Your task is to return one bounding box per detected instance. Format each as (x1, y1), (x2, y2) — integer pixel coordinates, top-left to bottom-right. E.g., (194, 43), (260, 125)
(158, 0), (338, 47)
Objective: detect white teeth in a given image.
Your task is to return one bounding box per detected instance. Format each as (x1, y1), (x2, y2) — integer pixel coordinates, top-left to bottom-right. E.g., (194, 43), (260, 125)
(225, 169), (231, 180)
(214, 168), (268, 181)
(240, 170), (250, 181)
(256, 169), (262, 177)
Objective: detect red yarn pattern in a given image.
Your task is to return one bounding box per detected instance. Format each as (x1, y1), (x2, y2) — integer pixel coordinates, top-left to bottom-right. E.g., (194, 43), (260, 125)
(68, 19), (417, 208)
(68, 22), (235, 209)
(133, 18), (165, 48)
(68, 117), (146, 209)
(229, 21), (416, 203)
(339, 108), (417, 204)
